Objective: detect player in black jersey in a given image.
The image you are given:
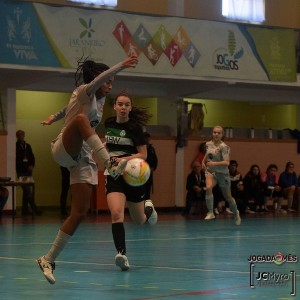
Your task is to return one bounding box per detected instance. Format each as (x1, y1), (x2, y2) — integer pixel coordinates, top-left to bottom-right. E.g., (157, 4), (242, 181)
(104, 91), (158, 271)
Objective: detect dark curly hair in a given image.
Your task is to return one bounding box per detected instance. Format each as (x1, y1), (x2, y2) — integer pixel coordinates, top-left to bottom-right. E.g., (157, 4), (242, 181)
(75, 57), (109, 87)
(266, 164), (278, 173)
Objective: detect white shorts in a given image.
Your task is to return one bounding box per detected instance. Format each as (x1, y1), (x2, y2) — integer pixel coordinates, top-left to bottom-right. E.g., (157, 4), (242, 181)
(205, 170), (231, 189)
(51, 133), (98, 185)
(51, 133), (77, 168)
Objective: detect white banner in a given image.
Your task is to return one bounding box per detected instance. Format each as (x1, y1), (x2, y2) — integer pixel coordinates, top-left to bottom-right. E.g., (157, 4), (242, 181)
(0, 1), (293, 82)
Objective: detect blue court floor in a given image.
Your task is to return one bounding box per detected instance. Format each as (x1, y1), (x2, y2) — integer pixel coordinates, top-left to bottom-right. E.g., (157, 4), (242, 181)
(0, 211), (299, 300)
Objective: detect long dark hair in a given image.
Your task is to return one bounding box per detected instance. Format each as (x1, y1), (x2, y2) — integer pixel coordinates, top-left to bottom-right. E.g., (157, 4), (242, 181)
(246, 164), (261, 178)
(285, 161), (294, 172)
(114, 90), (152, 126)
(75, 57), (109, 87)
(245, 164), (262, 187)
(266, 164), (278, 173)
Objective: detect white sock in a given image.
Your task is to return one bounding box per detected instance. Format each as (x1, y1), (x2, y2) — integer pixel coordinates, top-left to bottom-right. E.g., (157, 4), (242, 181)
(45, 230), (71, 263)
(205, 194), (214, 213)
(228, 199), (238, 214)
(86, 134), (110, 166)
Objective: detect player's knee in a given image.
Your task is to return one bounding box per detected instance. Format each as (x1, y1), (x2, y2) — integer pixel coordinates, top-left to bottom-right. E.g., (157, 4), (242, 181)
(226, 197), (235, 205)
(205, 187), (213, 194)
(111, 210), (124, 223)
(74, 113), (89, 125)
(69, 210), (86, 223)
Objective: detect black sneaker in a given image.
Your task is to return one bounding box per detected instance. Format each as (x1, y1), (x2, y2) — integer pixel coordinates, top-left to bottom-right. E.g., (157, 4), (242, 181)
(106, 158), (127, 179)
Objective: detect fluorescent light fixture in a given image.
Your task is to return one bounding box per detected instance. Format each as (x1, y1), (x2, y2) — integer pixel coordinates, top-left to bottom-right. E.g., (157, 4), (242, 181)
(67, 0), (117, 7)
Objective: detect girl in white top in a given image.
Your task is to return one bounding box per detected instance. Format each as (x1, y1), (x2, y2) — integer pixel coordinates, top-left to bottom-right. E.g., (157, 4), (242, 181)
(202, 126), (241, 225)
(37, 56), (138, 284)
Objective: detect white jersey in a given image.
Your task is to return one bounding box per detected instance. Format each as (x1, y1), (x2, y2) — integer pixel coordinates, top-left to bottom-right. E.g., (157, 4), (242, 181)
(61, 61), (123, 135)
(205, 140), (230, 174)
(51, 62), (124, 185)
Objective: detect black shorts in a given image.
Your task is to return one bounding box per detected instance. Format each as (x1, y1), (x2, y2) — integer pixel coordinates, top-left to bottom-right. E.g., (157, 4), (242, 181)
(105, 175), (147, 203)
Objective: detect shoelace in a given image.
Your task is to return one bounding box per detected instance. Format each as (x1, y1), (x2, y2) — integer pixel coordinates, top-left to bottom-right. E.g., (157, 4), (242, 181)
(43, 262), (55, 270)
(110, 157), (118, 167)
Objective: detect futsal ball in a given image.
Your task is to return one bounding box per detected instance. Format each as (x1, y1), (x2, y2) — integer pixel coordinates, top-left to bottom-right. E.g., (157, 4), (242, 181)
(123, 158), (151, 187)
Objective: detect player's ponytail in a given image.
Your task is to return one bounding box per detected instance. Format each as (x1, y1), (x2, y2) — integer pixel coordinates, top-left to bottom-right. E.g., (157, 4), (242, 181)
(75, 56), (109, 87)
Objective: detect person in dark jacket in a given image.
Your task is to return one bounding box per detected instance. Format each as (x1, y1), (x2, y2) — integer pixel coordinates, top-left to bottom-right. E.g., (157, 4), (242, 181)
(16, 130), (42, 215)
(182, 161), (206, 215)
(243, 164), (265, 212)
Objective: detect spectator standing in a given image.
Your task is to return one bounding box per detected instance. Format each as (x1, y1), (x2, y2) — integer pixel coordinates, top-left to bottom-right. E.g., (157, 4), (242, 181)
(279, 162), (298, 212)
(16, 130), (42, 216)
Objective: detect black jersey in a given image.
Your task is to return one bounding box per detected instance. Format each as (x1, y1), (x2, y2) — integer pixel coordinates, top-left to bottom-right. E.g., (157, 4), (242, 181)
(104, 117), (146, 157)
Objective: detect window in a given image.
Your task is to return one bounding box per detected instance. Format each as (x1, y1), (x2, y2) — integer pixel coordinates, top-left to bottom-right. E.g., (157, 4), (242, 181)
(222, 0), (265, 23)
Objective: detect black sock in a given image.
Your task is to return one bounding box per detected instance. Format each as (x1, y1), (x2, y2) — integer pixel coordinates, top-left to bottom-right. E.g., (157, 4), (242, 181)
(112, 222), (126, 255)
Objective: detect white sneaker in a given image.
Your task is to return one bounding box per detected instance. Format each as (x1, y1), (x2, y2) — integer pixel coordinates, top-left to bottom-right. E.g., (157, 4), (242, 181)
(287, 208), (296, 212)
(214, 208), (219, 215)
(204, 212), (215, 220)
(115, 253), (130, 271)
(225, 207), (234, 215)
(107, 158), (127, 179)
(36, 256), (56, 284)
(234, 211), (241, 226)
(145, 200), (158, 225)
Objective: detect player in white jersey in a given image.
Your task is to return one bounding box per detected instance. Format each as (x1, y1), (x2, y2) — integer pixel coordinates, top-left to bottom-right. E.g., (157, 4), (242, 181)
(36, 56), (138, 284)
(202, 126), (241, 225)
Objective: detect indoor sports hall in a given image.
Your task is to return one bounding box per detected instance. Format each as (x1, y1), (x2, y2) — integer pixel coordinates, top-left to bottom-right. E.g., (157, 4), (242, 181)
(0, 212), (299, 300)
(1, 1), (300, 299)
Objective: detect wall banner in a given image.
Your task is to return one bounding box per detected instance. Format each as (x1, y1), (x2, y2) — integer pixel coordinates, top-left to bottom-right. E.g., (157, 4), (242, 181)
(0, 0), (296, 82)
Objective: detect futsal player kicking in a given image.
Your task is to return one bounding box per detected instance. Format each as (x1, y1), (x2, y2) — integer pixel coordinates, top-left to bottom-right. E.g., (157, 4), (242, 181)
(202, 126), (241, 225)
(36, 56), (138, 284)
(104, 91), (158, 271)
